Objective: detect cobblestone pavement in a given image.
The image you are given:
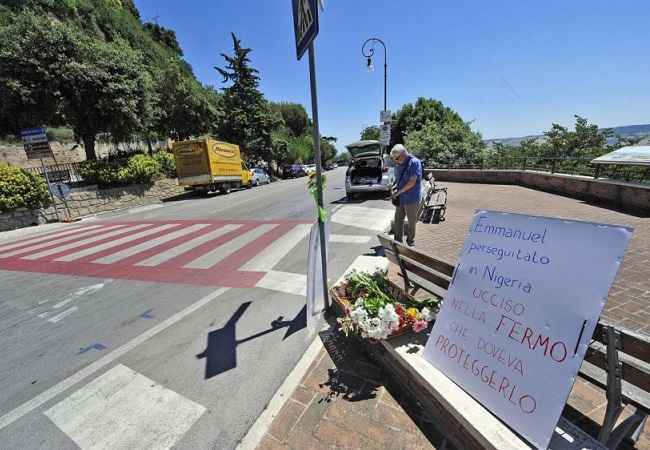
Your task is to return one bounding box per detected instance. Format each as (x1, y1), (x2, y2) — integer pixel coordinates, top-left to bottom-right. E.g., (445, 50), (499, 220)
(415, 182), (650, 337)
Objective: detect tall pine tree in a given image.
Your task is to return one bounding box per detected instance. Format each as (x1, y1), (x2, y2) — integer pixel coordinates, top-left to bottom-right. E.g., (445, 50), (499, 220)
(215, 33), (278, 163)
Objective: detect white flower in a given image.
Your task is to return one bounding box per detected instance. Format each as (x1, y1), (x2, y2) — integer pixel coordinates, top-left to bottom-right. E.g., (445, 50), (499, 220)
(420, 307), (435, 322)
(350, 306), (368, 325)
(378, 304), (400, 331)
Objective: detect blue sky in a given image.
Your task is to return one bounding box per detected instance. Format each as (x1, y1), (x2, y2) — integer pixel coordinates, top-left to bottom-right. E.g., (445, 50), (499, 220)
(134, 0), (650, 151)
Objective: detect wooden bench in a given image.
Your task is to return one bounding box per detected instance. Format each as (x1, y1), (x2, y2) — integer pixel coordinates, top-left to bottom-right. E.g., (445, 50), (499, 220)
(376, 233), (650, 449)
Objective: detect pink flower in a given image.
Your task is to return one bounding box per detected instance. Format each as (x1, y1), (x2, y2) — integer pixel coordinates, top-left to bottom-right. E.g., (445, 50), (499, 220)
(412, 319), (428, 333)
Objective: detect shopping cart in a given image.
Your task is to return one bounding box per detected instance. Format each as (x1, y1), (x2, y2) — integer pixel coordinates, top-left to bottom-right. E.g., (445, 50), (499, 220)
(418, 174), (447, 224)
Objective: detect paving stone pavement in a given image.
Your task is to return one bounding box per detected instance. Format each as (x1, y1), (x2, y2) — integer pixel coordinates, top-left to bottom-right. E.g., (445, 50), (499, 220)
(414, 182), (650, 337)
(256, 330), (452, 450)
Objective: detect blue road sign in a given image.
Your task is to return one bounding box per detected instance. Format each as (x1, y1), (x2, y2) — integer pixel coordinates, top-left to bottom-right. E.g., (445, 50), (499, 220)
(52, 182), (71, 200)
(292, 0), (319, 60)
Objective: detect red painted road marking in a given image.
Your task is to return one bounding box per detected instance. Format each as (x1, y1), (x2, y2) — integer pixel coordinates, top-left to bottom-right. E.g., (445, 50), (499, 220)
(0, 220), (311, 287)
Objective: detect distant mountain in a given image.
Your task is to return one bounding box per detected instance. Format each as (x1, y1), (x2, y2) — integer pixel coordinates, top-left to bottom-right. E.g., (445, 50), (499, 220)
(485, 124), (650, 147)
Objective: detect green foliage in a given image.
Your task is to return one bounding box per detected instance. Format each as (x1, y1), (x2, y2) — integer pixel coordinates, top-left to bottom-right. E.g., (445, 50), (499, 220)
(46, 127), (75, 143)
(78, 153), (163, 188)
(271, 102), (308, 137)
(216, 33), (279, 162)
(152, 150), (176, 177)
(360, 126), (380, 141)
(0, 162), (50, 211)
(396, 98), (483, 165)
(143, 22), (182, 55)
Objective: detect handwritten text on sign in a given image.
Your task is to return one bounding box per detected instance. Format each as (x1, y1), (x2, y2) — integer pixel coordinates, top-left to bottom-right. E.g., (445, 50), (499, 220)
(423, 210), (632, 449)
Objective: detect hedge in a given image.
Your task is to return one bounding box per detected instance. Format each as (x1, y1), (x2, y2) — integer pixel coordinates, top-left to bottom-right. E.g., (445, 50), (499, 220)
(78, 153), (168, 188)
(0, 162), (51, 212)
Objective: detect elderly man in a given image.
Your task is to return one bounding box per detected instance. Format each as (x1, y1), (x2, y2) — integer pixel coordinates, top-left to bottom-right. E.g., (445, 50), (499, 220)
(390, 144), (422, 246)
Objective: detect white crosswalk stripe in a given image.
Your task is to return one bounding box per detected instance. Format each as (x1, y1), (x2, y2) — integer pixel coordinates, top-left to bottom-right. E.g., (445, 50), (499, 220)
(241, 224), (311, 271)
(255, 270), (307, 296)
(135, 224), (242, 267)
(0, 225), (127, 259)
(55, 224), (180, 262)
(21, 224), (152, 261)
(184, 224), (278, 269)
(0, 225), (104, 253)
(92, 224), (210, 264)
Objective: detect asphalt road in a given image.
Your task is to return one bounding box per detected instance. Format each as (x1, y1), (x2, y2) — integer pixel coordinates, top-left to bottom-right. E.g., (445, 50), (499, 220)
(0, 167), (395, 449)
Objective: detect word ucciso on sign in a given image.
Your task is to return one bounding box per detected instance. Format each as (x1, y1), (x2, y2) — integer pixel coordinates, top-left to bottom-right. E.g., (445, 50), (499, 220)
(422, 210), (632, 449)
(292, 0), (319, 60)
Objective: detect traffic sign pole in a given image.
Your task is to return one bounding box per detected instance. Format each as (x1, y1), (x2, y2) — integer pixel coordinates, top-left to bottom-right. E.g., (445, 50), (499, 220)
(40, 158), (61, 222)
(308, 43), (330, 312)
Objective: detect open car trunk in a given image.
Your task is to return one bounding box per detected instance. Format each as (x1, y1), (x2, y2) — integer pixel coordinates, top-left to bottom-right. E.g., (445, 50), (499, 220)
(349, 157), (383, 185)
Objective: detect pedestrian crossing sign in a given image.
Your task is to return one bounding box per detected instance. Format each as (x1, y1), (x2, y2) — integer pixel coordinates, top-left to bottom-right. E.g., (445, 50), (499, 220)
(292, 0), (319, 60)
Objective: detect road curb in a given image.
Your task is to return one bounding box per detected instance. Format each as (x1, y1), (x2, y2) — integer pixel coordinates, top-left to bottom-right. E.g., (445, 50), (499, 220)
(236, 332), (324, 450)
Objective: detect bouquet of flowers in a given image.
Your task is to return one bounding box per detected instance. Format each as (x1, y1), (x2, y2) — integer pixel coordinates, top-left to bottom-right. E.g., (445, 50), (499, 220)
(335, 270), (439, 341)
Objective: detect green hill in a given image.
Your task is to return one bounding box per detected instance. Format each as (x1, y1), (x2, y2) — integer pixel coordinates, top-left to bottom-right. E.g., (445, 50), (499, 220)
(0, 0), (220, 159)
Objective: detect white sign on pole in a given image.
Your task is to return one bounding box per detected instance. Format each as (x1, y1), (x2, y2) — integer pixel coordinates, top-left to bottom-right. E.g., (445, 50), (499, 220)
(379, 123), (391, 145)
(306, 221), (330, 322)
(380, 110), (392, 123)
(422, 210), (632, 449)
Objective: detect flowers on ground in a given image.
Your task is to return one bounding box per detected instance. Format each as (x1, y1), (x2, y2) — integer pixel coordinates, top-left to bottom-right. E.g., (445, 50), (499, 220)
(336, 270), (440, 340)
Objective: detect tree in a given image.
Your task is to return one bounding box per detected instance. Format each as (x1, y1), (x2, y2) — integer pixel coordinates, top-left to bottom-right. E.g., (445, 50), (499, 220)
(59, 35), (150, 160)
(405, 117), (483, 166)
(360, 126), (380, 141)
(271, 102), (308, 137)
(390, 97), (482, 165)
(153, 64), (222, 140)
(215, 33), (279, 162)
(144, 22), (183, 56)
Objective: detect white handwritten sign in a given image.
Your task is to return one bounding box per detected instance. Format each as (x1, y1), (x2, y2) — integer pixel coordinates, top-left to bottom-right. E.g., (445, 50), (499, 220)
(422, 210), (633, 449)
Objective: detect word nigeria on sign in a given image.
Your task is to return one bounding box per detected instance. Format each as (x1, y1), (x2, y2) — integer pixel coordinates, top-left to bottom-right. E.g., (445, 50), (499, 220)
(21, 127), (52, 160)
(292, 0), (319, 60)
(422, 210), (632, 449)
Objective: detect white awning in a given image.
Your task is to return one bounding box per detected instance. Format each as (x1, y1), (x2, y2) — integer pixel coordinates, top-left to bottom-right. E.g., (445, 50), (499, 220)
(592, 146), (650, 166)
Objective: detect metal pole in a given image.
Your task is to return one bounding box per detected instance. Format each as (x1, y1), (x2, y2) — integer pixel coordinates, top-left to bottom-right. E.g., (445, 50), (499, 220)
(40, 158), (61, 222)
(384, 61), (388, 111)
(308, 43), (330, 312)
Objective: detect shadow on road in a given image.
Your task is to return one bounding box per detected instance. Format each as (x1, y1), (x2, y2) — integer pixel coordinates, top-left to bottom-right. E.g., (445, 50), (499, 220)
(196, 303), (307, 379)
(330, 192), (392, 205)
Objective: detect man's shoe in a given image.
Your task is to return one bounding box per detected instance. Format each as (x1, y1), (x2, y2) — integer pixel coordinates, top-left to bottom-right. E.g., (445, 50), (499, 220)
(407, 241), (415, 247)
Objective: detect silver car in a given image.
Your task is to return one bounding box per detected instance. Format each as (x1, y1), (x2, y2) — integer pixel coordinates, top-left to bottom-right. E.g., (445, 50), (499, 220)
(345, 140), (394, 198)
(250, 168), (270, 186)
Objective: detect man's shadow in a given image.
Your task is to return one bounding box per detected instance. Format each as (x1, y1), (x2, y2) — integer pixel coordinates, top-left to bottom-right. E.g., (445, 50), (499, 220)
(196, 302), (306, 379)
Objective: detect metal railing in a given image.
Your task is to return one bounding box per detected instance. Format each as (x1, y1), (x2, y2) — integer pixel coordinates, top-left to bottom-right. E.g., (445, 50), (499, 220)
(26, 162), (85, 184)
(427, 157), (650, 184)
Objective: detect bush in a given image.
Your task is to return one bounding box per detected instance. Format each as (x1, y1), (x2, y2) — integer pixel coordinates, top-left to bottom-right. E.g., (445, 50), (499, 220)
(0, 162), (51, 212)
(124, 154), (162, 184)
(152, 150), (176, 177)
(78, 154), (163, 188)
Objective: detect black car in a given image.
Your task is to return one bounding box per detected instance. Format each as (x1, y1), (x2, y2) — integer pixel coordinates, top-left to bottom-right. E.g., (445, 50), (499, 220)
(281, 164), (306, 178)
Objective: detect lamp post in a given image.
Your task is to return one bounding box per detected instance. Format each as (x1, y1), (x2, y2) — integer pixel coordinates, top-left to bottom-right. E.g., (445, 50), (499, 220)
(362, 37), (387, 112)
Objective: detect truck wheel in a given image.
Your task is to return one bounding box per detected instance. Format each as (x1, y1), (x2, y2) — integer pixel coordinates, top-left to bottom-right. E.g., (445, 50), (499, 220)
(220, 185), (231, 195)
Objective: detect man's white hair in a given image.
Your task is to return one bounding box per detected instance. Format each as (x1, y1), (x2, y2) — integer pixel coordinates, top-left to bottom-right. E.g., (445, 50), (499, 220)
(390, 144), (408, 158)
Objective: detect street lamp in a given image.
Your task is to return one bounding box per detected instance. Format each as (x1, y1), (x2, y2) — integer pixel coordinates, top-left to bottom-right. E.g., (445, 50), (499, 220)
(362, 37), (387, 112)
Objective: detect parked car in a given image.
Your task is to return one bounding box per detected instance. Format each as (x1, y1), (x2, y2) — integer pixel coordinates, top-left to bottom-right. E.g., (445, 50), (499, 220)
(304, 164), (316, 174)
(250, 168), (271, 186)
(345, 140), (394, 199)
(281, 163), (306, 178)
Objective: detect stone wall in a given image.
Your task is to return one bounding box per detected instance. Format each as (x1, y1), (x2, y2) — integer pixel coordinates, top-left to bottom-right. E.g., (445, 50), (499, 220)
(0, 178), (185, 232)
(427, 169), (650, 214)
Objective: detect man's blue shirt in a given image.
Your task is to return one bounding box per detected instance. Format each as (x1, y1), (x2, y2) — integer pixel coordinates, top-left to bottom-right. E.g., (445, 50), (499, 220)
(395, 155), (422, 205)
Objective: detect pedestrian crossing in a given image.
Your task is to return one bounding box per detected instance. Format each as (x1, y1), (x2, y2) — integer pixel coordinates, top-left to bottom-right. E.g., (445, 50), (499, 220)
(0, 210), (393, 288)
(0, 220), (310, 288)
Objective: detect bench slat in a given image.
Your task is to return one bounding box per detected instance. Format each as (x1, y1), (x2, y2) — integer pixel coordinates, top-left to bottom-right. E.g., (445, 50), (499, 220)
(384, 248), (451, 287)
(579, 361), (650, 413)
(584, 344), (650, 393)
(378, 233), (455, 277)
(592, 322), (650, 363)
